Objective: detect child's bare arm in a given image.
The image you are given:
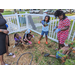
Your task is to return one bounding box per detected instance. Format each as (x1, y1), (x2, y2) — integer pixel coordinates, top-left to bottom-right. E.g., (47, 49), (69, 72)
(66, 50), (71, 55)
(25, 36), (29, 42)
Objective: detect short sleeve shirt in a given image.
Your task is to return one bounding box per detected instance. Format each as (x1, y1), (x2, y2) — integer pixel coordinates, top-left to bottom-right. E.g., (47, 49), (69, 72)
(14, 36), (21, 42)
(41, 20), (50, 32)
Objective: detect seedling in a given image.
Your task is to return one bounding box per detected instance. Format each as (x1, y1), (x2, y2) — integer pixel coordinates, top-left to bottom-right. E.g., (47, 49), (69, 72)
(15, 51), (17, 54)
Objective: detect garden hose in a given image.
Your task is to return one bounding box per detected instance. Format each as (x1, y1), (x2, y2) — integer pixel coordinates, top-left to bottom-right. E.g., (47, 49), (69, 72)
(16, 52), (33, 65)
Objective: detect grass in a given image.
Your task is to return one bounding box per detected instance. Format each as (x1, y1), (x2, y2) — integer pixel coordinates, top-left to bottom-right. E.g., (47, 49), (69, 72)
(66, 13), (75, 16)
(2, 11), (29, 15)
(2, 11), (14, 15)
(2, 11), (75, 16)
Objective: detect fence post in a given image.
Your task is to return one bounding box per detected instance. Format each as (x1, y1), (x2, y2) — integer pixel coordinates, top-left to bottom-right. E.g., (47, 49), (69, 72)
(68, 19), (75, 40)
(15, 13), (20, 31)
(43, 13), (47, 37)
(26, 12), (28, 29)
(72, 31), (75, 41)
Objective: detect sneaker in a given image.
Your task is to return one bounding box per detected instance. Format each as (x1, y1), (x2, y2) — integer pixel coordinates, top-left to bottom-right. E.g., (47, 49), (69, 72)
(44, 53), (50, 57)
(38, 41), (40, 44)
(46, 41), (48, 44)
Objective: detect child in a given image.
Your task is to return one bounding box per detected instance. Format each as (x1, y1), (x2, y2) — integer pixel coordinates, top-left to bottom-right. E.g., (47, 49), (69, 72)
(53, 9), (70, 50)
(44, 39), (75, 61)
(38, 15), (50, 44)
(14, 33), (25, 46)
(44, 46), (74, 59)
(23, 29), (34, 44)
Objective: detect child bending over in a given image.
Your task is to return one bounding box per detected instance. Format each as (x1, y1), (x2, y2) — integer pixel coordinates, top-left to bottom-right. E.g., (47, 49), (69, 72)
(23, 29), (34, 44)
(14, 33), (25, 46)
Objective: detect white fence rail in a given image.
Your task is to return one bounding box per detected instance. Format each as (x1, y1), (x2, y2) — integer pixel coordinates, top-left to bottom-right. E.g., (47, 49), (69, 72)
(3, 13), (75, 42)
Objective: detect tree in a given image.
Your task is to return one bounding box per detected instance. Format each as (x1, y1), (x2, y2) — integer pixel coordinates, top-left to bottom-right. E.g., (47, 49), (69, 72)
(14, 9), (16, 13)
(39, 9), (43, 20)
(70, 9), (71, 14)
(39, 9), (43, 14)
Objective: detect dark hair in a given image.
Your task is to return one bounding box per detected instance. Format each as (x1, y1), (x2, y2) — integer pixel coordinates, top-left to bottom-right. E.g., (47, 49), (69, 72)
(44, 15), (50, 23)
(14, 33), (17, 38)
(54, 9), (67, 20)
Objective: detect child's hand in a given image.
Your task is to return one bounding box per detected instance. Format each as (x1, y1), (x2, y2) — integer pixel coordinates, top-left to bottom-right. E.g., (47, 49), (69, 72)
(24, 39), (25, 41)
(45, 24), (48, 26)
(28, 41), (32, 44)
(44, 25), (46, 27)
(32, 35), (34, 38)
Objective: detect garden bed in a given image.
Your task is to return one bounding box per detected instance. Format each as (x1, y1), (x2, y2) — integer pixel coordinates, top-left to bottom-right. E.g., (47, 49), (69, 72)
(3, 31), (74, 65)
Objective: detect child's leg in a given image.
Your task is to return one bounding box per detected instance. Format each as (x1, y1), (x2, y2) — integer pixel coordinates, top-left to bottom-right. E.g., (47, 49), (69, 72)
(38, 35), (43, 44)
(45, 31), (49, 44)
(45, 31), (48, 42)
(15, 42), (19, 46)
(39, 31), (44, 41)
(28, 34), (31, 40)
(45, 35), (48, 44)
(23, 34), (29, 43)
(20, 39), (25, 46)
(39, 35), (43, 41)
(38, 31), (44, 44)
(45, 36), (48, 42)
(49, 55), (56, 58)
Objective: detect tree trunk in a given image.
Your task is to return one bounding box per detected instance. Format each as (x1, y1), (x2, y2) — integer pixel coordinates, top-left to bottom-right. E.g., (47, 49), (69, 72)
(39, 9), (43, 14)
(70, 9), (71, 14)
(39, 9), (43, 20)
(14, 9), (16, 13)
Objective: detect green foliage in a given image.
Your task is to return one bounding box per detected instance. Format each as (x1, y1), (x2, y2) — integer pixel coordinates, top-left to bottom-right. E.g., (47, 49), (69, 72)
(35, 55), (39, 63)
(15, 51), (17, 54)
(2, 11), (14, 15)
(65, 40), (72, 44)
(65, 59), (75, 65)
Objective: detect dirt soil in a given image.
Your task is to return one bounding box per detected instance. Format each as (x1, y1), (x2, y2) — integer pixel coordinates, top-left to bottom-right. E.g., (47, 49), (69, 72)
(3, 31), (58, 65)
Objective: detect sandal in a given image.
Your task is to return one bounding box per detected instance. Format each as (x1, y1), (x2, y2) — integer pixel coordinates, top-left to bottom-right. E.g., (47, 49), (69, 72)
(7, 53), (14, 56)
(44, 53), (50, 57)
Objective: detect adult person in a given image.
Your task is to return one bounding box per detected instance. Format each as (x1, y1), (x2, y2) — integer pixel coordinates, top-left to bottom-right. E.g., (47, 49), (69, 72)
(0, 9), (13, 65)
(53, 9), (70, 50)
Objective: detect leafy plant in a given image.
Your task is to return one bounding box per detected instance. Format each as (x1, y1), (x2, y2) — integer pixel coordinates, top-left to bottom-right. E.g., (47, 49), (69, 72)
(65, 59), (75, 65)
(35, 55), (38, 63)
(15, 51), (17, 54)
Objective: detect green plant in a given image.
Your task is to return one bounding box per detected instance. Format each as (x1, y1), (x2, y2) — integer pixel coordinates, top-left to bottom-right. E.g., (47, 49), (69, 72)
(15, 51), (17, 54)
(65, 59), (75, 65)
(35, 55), (39, 63)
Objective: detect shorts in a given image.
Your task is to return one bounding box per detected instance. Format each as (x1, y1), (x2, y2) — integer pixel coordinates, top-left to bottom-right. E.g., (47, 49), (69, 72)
(41, 31), (49, 36)
(56, 51), (64, 59)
